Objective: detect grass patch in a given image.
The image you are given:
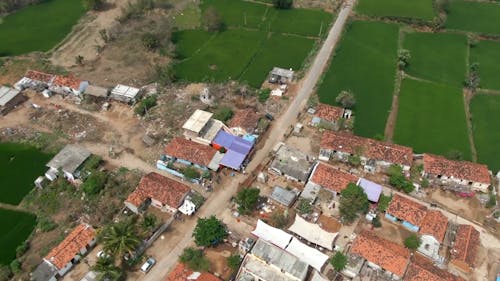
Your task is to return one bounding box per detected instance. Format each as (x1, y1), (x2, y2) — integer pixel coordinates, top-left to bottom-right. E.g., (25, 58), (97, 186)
(446, 0), (500, 35)
(470, 93), (500, 172)
(0, 209), (36, 265)
(0, 143), (53, 205)
(470, 40), (500, 91)
(174, 2), (202, 30)
(356, 0), (436, 21)
(394, 78), (471, 159)
(403, 32), (467, 87)
(317, 21), (399, 138)
(0, 0), (85, 56)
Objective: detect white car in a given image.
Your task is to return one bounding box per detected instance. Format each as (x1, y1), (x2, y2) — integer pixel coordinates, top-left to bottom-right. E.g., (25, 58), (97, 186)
(96, 250), (110, 259)
(140, 257), (156, 273)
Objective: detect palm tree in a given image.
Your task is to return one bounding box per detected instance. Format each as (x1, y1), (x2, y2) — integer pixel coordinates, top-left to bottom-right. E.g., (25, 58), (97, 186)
(100, 220), (141, 260)
(92, 257), (123, 281)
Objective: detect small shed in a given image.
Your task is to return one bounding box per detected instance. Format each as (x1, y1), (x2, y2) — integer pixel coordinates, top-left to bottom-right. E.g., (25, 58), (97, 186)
(270, 186), (298, 207)
(0, 86), (26, 115)
(269, 67), (294, 84)
(110, 84), (140, 103)
(84, 85), (109, 98)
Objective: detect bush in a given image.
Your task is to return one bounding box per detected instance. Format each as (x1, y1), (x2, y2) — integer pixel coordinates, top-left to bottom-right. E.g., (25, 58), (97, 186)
(142, 32), (160, 50)
(213, 107), (233, 122)
(227, 254), (241, 271)
(404, 234), (421, 250)
(348, 155), (361, 167)
(82, 155), (102, 174)
(258, 89), (271, 103)
(38, 217), (58, 232)
(371, 216), (382, 228)
(82, 171), (107, 195)
(389, 174), (414, 193)
(486, 194), (497, 208)
(236, 188), (260, 215)
(296, 198), (312, 214)
(180, 247), (210, 271)
(135, 95), (158, 116)
(183, 167), (201, 180)
(377, 194), (392, 212)
(9, 260), (21, 274)
(82, 0), (105, 10)
(271, 211), (289, 228)
(273, 0), (293, 9)
(16, 241), (29, 257)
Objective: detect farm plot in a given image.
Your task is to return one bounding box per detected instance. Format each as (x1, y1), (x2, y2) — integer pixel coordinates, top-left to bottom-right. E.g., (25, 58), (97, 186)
(470, 93), (500, 172)
(394, 78), (471, 159)
(200, 0), (273, 29)
(0, 209), (36, 265)
(356, 0), (436, 21)
(446, 0), (500, 36)
(317, 21), (399, 138)
(268, 8), (333, 37)
(172, 30), (215, 59)
(0, 0), (85, 56)
(403, 32), (467, 87)
(470, 40), (500, 91)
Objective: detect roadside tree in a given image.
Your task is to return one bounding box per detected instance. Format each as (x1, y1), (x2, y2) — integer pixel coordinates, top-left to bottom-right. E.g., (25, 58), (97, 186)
(193, 216), (227, 247)
(236, 188), (260, 215)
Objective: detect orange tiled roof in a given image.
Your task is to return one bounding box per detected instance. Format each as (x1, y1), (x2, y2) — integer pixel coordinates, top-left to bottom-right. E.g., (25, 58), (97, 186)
(165, 137), (217, 167)
(320, 131), (413, 167)
(386, 194), (428, 226)
(45, 223), (95, 270)
(419, 210), (448, 243)
(405, 254), (464, 281)
(126, 172), (190, 208)
(52, 75), (82, 90)
(310, 162), (358, 193)
(25, 70), (54, 83)
(165, 263), (221, 281)
(229, 109), (260, 132)
(423, 154), (490, 184)
(450, 225), (479, 269)
(351, 230), (410, 277)
(315, 103), (344, 122)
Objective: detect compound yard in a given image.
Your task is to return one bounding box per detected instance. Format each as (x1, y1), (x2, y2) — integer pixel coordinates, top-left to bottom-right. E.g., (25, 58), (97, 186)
(174, 0), (332, 87)
(0, 0), (85, 56)
(0, 209), (36, 265)
(445, 0), (500, 36)
(356, 0), (436, 21)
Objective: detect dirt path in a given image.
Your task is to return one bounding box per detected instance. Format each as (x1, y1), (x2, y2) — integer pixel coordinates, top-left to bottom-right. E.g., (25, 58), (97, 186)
(463, 88), (478, 162)
(384, 70), (403, 142)
(0, 202), (30, 213)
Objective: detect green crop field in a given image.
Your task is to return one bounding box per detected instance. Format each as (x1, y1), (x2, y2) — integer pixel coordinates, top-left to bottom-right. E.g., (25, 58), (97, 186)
(268, 8), (332, 37)
(470, 93), (500, 172)
(0, 209), (36, 265)
(317, 21), (399, 138)
(0, 0), (85, 56)
(446, 0), (500, 35)
(403, 32), (467, 86)
(356, 0), (436, 21)
(394, 78), (471, 159)
(0, 143), (53, 205)
(470, 40), (500, 91)
(172, 30), (215, 59)
(200, 0), (272, 29)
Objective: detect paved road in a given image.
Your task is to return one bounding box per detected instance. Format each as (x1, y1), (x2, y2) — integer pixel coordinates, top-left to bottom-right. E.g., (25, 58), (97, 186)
(138, 1), (356, 281)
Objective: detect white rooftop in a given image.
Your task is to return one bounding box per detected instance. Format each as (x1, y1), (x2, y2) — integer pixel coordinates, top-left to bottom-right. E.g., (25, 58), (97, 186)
(285, 238), (329, 272)
(252, 220), (292, 249)
(0, 86), (21, 106)
(288, 214), (337, 250)
(182, 109), (213, 133)
(111, 84), (140, 98)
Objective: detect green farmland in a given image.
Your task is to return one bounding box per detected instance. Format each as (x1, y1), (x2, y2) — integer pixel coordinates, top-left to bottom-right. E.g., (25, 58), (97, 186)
(317, 21), (399, 138)
(403, 32), (467, 87)
(470, 94), (500, 172)
(0, 209), (36, 265)
(356, 0), (436, 21)
(0, 0), (85, 56)
(0, 143), (53, 205)
(470, 40), (500, 91)
(394, 78), (471, 159)
(446, 0), (500, 35)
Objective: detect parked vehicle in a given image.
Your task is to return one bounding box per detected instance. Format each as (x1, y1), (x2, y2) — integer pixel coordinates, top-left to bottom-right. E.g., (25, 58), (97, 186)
(96, 250), (110, 259)
(140, 257), (156, 273)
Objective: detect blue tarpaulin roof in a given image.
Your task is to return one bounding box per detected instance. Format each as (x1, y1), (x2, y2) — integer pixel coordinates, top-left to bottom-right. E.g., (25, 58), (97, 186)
(213, 131), (253, 170)
(357, 178), (383, 202)
(220, 150), (247, 170)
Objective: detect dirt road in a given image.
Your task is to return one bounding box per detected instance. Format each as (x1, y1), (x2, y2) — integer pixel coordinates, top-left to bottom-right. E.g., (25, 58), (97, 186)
(136, 1), (357, 280)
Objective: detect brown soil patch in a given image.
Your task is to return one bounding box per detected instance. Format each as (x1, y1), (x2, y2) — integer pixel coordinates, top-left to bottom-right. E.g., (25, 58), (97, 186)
(205, 244), (236, 281)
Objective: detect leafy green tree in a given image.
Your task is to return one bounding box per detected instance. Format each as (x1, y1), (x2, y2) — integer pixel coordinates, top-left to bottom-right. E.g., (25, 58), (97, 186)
(404, 234), (421, 250)
(193, 216), (227, 247)
(100, 220), (141, 259)
(134, 95), (158, 116)
(297, 198), (313, 215)
(141, 214), (157, 231)
(330, 252), (347, 272)
(82, 0), (105, 10)
(179, 247), (210, 271)
(227, 254), (242, 271)
(339, 183), (369, 224)
(389, 173), (414, 193)
(397, 49), (411, 70)
(213, 107), (234, 122)
(273, 0), (293, 9)
(335, 90), (356, 108)
(82, 171), (107, 195)
(203, 6), (224, 32)
(377, 194), (392, 212)
(9, 260), (20, 274)
(92, 258), (123, 281)
(236, 188), (260, 214)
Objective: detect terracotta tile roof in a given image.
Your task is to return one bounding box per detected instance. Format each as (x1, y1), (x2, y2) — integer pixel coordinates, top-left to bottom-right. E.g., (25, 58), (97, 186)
(45, 223), (95, 270)
(25, 70), (54, 83)
(229, 109), (260, 132)
(320, 131), (413, 167)
(419, 210), (448, 242)
(165, 137), (217, 167)
(405, 254), (464, 281)
(450, 225), (479, 270)
(126, 172), (190, 208)
(310, 162), (358, 193)
(386, 194), (428, 226)
(165, 263), (221, 281)
(351, 230), (410, 277)
(52, 75), (82, 90)
(423, 154), (490, 184)
(315, 103), (344, 122)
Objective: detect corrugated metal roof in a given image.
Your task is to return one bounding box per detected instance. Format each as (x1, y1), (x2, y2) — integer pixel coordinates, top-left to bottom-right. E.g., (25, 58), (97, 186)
(182, 109), (213, 133)
(0, 86), (21, 106)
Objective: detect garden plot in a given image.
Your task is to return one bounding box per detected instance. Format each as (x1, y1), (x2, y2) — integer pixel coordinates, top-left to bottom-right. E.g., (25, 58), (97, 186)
(356, 0), (436, 21)
(446, 0), (500, 36)
(470, 40), (500, 91)
(0, 209), (36, 265)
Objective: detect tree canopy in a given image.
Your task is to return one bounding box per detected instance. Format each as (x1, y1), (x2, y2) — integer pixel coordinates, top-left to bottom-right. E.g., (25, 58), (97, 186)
(100, 220), (141, 259)
(339, 183), (369, 224)
(335, 90), (356, 108)
(179, 247), (210, 271)
(404, 234), (421, 250)
(330, 252), (347, 272)
(193, 216), (227, 247)
(236, 188), (260, 214)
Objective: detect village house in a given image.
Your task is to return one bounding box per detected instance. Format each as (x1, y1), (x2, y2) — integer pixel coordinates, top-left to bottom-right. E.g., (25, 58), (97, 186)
(45, 145), (91, 181)
(211, 130), (254, 171)
(270, 186), (299, 207)
(182, 109), (229, 145)
(109, 84), (141, 103)
(0, 86), (27, 115)
(302, 161), (358, 201)
(125, 172), (191, 214)
(385, 194), (428, 232)
(350, 230), (410, 279)
(165, 263), (221, 281)
(449, 224), (480, 273)
(288, 214), (338, 251)
(33, 223), (96, 280)
(268, 67), (294, 84)
(49, 75), (88, 96)
(405, 254), (464, 281)
(269, 143), (314, 184)
(422, 154), (491, 193)
(229, 108), (260, 137)
(311, 103), (351, 130)
(14, 70), (55, 91)
(160, 137), (221, 172)
(319, 131), (413, 173)
(417, 210), (448, 261)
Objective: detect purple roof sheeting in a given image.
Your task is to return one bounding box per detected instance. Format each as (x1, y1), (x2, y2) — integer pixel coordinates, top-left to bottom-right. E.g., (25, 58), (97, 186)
(358, 178), (383, 202)
(213, 131), (253, 170)
(220, 150), (246, 170)
(213, 131), (234, 148)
